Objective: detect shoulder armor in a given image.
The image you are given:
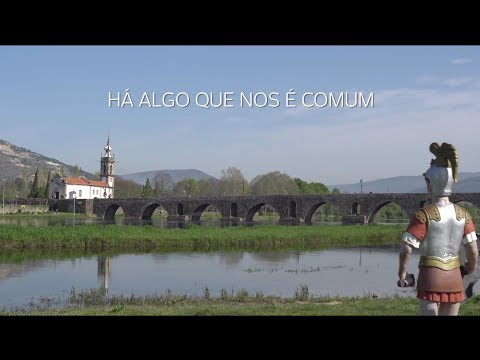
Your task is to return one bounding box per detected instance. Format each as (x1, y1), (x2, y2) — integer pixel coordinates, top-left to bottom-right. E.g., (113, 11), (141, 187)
(415, 209), (428, 224)
(466, 210), (473, 225)
(423, 204), (441, 222)
(453, 204), (466, 221)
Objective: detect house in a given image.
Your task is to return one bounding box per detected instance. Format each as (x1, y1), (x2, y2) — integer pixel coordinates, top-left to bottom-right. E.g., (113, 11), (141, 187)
(48, 137), (115, 199)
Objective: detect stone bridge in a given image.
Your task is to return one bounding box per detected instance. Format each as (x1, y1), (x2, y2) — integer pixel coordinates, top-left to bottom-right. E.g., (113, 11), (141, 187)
(49, 193), (480, 224)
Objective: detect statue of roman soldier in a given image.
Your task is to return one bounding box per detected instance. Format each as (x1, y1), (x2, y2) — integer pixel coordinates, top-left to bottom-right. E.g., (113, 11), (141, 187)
(398, 142), (478, 315)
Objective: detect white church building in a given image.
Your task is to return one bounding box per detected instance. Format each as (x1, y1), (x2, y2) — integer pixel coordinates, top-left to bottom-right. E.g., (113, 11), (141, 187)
(49, 137), (115, 199)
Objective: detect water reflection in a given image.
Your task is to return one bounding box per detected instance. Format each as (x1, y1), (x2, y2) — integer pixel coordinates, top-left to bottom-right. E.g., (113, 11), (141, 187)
(250, 251), (296, 262)
(0, 246), (433, 309)
(217, 253), (244, 268)
(97, 256), (111, 292)
(0, 260), (51, 281)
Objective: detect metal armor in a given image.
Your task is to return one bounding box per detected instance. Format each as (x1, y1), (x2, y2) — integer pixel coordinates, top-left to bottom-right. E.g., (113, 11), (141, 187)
(418, 203), (466, 270)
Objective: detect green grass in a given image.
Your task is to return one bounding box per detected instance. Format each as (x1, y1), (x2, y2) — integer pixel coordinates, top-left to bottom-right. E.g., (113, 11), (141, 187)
(3, 286), (480, 316)
(0, 223), (405, 251)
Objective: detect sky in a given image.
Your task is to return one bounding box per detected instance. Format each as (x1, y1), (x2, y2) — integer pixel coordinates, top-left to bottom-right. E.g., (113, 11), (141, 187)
(0, 46), (479, 185)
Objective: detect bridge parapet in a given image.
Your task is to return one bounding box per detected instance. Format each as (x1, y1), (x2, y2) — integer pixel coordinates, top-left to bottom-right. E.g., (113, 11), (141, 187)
(47, 193), (480, 225)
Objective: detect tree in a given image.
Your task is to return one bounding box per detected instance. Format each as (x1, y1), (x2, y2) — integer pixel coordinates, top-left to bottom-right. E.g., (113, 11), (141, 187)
(376, 203), (408, 221)
(21, 167), (30, 197)
(197, 178), (220, 196)
(114, 178), (142, 198)
(294, 178), (329, 194)
(2, 179), (14, 200)
(218, 166), (249, 195)
(250, 171), (299, 195)
(59, 165), (66, 177)
(295, 178), (309, 193)
(14, 177), (23, 197)
(153, 173), (174, 196)
(321, 187), (341, 220)
(144, 178), (153, 197)
(44, 170), (51, 198)
(173, 178), (199, 197)
(29, 168), (40, 198)
(72, 165), (81, 177)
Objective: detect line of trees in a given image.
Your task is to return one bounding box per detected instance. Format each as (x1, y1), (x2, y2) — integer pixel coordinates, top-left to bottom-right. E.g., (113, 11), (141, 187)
(16, 164), (480, 223)
(113, 167), (344, 220)
(7, 164), (343, 201)
(2, 167), (53, 199)
(114, 166), (341, 199)
(2, 162), (91, 199)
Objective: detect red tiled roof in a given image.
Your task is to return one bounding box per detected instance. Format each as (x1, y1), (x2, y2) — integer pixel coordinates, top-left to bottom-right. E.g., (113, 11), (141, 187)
(64, 177), (111, 188)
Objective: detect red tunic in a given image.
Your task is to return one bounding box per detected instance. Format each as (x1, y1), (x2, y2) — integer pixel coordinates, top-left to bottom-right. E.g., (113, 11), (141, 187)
(404, 213), (475, 303)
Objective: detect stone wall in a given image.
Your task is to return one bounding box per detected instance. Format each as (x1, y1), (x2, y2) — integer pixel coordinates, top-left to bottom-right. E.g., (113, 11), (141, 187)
(1, 204), (49, 215)
(49, 199), (94, 216)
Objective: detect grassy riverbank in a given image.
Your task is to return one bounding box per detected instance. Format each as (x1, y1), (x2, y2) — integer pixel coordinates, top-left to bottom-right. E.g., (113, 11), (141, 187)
(0, 224), (405, 251)
(3, 287), (480, 315)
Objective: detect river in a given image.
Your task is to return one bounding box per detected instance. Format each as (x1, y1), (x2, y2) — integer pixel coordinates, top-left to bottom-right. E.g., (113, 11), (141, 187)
(0, 246), (428, 310)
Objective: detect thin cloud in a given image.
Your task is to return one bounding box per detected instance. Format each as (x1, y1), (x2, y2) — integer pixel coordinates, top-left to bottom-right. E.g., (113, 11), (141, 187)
(111, 86), (480, 184)
(451, 58), (473, 65)
(229, 86), (480, 183)
(442, 77), (473, 87)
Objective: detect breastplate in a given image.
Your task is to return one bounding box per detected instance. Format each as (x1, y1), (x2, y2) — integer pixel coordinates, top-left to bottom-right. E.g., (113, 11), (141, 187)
(419, 204), (465, 261)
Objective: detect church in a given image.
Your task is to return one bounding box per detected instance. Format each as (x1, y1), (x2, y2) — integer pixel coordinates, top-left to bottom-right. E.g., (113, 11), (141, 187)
(49, 137), (115, 199)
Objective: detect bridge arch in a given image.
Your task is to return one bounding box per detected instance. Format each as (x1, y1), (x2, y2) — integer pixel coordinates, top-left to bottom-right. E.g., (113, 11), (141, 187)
(245, 203), (280, 222)
(304, 202), (327, 224)
(177, 203), (184, 216)
(141, 203), (169, 220)
(368, 201), (409, 224)
(104, 203), (123, 221)
(230, 202), (238, 217)
(191, 203), (223, 221)
(289, 201), (297, 218)
(352, 202), (360, 215)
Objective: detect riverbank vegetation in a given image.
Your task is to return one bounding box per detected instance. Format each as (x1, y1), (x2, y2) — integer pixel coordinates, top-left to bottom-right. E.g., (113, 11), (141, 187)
(0, 223), (405, 251)
(3, 286), (479, 316)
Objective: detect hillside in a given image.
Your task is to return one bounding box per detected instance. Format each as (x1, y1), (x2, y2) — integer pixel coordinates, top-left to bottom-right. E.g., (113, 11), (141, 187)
(2, 137), (478, 195)
(328, 172), (480, 193)
(0, 139), (94, 181)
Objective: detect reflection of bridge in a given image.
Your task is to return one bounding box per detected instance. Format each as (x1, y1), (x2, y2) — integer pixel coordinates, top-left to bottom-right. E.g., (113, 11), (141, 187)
(49, 193), (480, 224)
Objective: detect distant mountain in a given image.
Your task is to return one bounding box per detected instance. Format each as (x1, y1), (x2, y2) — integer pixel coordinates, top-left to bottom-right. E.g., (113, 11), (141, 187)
(410, 175), (480, 193)
(0, 139), (94, 180)
(328, 172), (480, 193)
(119, 169), (218, 186)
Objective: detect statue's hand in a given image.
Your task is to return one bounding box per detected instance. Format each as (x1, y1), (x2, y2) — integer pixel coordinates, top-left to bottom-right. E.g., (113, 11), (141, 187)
(397, 273), (415, 287)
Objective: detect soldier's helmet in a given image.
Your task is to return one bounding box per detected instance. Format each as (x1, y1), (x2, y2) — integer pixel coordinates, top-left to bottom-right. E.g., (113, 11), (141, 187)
(423, 142), (458, 197)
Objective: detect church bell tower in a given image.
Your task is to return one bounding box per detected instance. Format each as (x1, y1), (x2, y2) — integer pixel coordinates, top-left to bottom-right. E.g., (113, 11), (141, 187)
(100, 136), (115, 191)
